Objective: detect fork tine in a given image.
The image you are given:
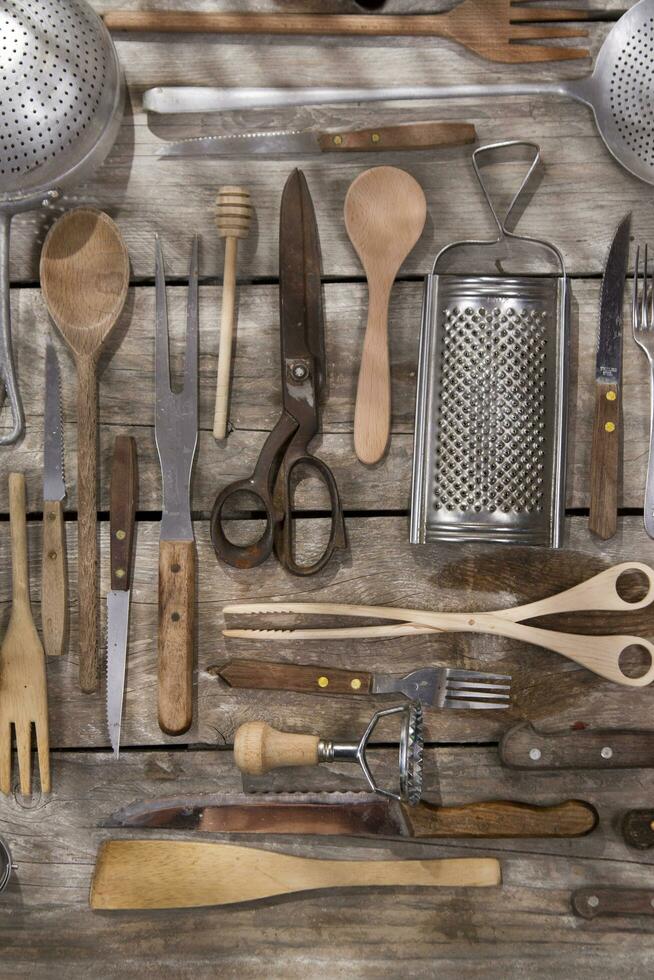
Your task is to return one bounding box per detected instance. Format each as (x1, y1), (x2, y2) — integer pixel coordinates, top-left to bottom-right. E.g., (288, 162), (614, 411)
(633, 244), (641, 333)
(445, 669), (511, 682)
(509, 24), (588, 39)
(35, 721), (51, 794)
(645, 243), (650, 330)
(446, 680), (511, 693)
(184, 236), (199, 398)
(0, 723), (11, 795)
(444, 697), (510, 710)
(510, 3), (593, 22)
(15, 719), (32, 796)
(154, 235), (172, 394)
(445, 686), (510, 699)
(507, 41), (588, 60)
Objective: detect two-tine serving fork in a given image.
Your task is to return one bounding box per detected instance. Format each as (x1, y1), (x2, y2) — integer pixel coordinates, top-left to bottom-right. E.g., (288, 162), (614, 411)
(633, 244), (654, 539)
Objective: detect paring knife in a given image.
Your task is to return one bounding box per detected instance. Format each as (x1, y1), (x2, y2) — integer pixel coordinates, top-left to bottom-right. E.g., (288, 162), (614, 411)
(500, 721), (654, 770)
(103, 791), (598, 839)
(589, 212), (631, 540)
(41, 341), (67, 658)
(106, 436), (138, 758)
(212, 659), (511, 709)
(572, 888), (654, 920)
(159, 121), (476, 159)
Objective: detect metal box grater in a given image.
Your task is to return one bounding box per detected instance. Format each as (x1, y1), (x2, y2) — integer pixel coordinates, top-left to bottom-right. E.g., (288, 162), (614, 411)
(410, 141), (569, 548)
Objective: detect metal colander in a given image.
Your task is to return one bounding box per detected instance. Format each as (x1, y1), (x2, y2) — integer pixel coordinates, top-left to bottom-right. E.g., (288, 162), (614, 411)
(0, 0), (124, 443)
(410, 142), (569, 549)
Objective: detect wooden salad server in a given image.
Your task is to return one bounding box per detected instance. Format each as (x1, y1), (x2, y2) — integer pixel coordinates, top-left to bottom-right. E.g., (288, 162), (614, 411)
(40, 208), (129, 693)
(90, 840), (501, 909)
(345, 167), (426, 464)
(0, 474), (50, 795)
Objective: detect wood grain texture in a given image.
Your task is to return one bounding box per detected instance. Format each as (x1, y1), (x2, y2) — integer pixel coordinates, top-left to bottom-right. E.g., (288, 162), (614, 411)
(110, 435), (138, 591)
(589, 383), (621, 540)
(217, 657), (375, 694)
(158, 538), (195, 736)
(41, 498), (67, 658)
(406, 798), (597, 839)
(316, 121), (476, 152)
(234, 721), (321, 775)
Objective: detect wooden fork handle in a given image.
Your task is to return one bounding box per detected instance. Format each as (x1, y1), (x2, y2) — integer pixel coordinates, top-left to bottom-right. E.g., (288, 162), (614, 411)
(158, 539), (195, 736)
(41, 499), (67, 657)
(216, 658), (374, 695)
(589, 382), (620, 540)
(354, 278), (393, 465)
(9, 473), (29, 608)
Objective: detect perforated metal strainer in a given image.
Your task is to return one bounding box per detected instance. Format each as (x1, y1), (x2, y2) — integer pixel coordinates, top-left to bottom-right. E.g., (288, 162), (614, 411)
(0, 0), (124, 443)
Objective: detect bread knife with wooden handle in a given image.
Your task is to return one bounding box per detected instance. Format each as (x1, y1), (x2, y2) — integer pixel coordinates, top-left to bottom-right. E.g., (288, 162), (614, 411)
(90, 840), (501, 909)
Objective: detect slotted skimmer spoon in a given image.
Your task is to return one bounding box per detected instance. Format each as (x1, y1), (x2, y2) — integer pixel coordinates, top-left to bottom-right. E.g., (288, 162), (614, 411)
(144, 0), (654, 186)
(0, 0), (124, 443)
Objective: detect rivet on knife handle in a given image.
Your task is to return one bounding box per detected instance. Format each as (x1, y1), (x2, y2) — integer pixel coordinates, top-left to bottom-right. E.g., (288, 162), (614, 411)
(110, 436), (138, 592)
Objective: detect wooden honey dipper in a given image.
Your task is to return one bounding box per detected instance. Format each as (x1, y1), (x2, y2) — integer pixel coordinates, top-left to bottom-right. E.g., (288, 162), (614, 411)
(213, 186), (253, 440)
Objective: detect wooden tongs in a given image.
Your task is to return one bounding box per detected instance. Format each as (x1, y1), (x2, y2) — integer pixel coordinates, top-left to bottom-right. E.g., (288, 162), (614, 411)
(223, 563), (654, 688)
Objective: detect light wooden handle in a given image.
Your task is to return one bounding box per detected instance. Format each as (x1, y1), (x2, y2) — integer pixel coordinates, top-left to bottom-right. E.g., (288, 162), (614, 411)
(317, 121), (476, 153)
(589, 383), (620, 539)
(9, 473), (29, 609)
(213, 236), (238, 440)
(407, 799), (598, 839)
(354, 278), (392, 464)
(234, 721), (320, 775)
(90, 840), (502, 909)
(41, 499), (67, 657)
(158, 539), (195, 736)
(76, 355), (98, 693)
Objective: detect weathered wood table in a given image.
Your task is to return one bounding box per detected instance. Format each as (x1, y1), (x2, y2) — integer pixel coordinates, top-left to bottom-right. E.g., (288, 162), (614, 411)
(2, 0), (654, 975)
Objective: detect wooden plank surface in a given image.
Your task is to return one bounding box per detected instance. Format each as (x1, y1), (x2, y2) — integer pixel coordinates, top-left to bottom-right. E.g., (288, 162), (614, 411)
(2, 0), (654, 976)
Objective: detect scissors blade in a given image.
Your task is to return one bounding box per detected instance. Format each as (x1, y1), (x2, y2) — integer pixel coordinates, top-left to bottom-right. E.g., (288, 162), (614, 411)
(279, 169), (325, 403)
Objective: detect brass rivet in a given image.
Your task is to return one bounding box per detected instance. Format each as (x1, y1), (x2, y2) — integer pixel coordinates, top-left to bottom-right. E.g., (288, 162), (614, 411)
(317, 676), (329, 688)
(115, 529), (126, 540)
(48, 550), (57, 560)
(604, 421), (616, 433)
(332, 135), (343, 145)
(371, 132), (381, 143)
(115, 568), (125, 579)
(350, 678), (362, 690)
(606, 390), (617, 402)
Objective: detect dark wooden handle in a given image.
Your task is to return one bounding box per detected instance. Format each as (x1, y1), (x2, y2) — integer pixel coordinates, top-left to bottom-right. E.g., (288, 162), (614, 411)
(41, 498), (67, 658)
(406, 800), (598, 839)
(316, 122), (475, 153)
(589, 382), (620, 539)
(158, 539), (195, 736)
(622, 809), (654, 850)
(499, 721), (654, 770)
(572, 887), (654, 919)
(217, 659), (374, 695)
(110, 436), (138, 592)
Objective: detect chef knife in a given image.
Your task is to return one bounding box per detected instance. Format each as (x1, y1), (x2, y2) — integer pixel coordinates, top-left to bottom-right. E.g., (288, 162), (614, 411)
(212, 658), (511, 709)
(106, 435), (138, 758)
(500, 721), (654, 770)
(159, 121), (476, 159)
(589, 212), (631, 540)
(41, 341), (67, 658)
(572, 888), (654, 920)
(102, 791), (598, 839)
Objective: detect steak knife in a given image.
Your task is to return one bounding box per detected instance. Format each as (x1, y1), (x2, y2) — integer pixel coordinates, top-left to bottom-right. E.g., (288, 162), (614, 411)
(103, 791), (597, 839)
(41, 341), (67, 658)
(159, 121), (476, 159)
(589, 212), (631, 539)
(106, 436), (138, 758)
(572, 888), (654, 920)
(500, 721), (654, 770)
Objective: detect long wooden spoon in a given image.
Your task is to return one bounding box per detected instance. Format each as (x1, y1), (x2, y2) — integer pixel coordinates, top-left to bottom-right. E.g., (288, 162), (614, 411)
(40, 208), (129, 693)
(345, 167), (426, 464)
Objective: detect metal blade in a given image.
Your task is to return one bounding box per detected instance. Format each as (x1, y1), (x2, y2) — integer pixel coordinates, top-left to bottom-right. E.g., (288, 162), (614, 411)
(106, 590), (131, 758)
(43, 342), (65, 501)
(595, 212), (632, 383)
(159, 131), (320, 159)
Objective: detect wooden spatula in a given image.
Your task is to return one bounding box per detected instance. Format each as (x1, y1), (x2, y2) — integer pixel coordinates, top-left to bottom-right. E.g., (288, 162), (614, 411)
(0, 474), (50, 795)
(90, 840), (501, 909)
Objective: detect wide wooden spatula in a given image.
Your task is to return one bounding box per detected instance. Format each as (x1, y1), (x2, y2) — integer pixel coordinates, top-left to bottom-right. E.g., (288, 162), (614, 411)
(90, 840), (500, 909)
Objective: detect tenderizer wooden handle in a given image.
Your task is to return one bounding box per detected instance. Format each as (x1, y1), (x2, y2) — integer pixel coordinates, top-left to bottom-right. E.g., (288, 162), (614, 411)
(90, 840), (502, 909)
(234, 721), (320, 775)
(158, 539), (195, 736)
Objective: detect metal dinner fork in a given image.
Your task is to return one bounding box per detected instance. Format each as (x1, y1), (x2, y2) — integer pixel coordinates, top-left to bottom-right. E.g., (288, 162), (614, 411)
(632, 244), (654, 539)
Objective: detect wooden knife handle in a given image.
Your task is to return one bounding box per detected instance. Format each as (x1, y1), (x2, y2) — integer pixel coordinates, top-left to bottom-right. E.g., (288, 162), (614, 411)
(217, 659), (374, 695)
(622, 809), (654, 850)
(572, 887), (654, 920)
(158, 539), (195, 736)
(317, 122), (476, 153)
(499, 721), (654, 770)
(110, 436), (138, 592)
(406, 799), (598, 839)
(234, 721), (320, 775)
(589, 382), (620, 539)
(41, 499), (67, 657)
(91, 840), (501, 910)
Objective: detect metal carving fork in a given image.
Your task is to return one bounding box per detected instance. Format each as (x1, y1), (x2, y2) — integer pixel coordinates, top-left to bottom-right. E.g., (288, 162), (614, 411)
(633, 244), (654, 540)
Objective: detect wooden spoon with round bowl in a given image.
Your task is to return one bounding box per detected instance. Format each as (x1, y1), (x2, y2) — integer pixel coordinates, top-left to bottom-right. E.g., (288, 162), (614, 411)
(40, 208), (129, 693)
(345, 167), (426, 465)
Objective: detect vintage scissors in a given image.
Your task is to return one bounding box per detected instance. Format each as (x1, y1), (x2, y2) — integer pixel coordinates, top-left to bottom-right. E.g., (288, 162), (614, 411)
(210, 169), (347, 576)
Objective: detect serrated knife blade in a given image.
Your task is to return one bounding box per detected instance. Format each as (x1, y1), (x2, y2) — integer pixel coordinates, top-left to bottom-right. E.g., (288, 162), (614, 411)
(595, 212), (631, 385)
(107, 590), (130, 757)
(43, 343), (65, 501)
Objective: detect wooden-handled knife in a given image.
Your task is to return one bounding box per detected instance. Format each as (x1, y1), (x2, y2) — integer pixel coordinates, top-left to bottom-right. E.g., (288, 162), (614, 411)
(41, 342), (67, 658)
(500, 721), (654, 770)
(588, 212), (631, 540)
(572, 888), (654, 920)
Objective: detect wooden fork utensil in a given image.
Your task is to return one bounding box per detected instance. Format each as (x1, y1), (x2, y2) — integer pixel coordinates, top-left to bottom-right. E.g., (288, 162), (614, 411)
(0, 474), (50, 795)
(104, 1), (591, 64)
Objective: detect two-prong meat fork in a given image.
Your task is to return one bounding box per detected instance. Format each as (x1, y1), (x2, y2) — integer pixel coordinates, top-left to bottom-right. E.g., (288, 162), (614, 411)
(633, 244), (654, 540)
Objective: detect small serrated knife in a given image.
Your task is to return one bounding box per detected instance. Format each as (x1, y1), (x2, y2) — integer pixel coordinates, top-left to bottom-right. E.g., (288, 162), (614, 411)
(106, 435), (138, 758)
(589, 212), (631, 540)
(158, 121), (476, 159)
(42, 341), (67, 658)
